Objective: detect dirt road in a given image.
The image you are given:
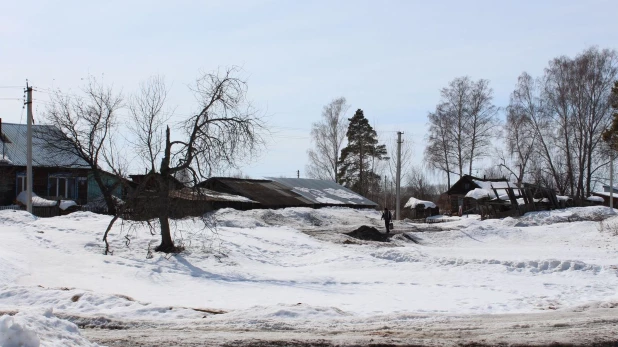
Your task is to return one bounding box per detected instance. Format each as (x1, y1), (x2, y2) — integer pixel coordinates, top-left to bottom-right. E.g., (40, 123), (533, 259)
(83, 305), (618, 346)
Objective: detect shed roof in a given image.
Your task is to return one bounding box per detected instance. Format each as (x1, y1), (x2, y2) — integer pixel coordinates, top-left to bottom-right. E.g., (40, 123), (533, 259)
(169, 187), (258, 203)
(0, 122), (88, 168)
(266, 177), (378, 207)
(446, 175), (509, 195)
(199, 177), (315, 207)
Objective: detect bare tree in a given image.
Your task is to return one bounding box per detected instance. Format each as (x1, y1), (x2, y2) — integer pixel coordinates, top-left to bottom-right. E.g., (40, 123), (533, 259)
(306, 97), (349, 182)
(123, 67), (265, 253)
(424, 76), (498, 186)
(501, 73), (541, 186)
(128, 75), (172, 173)
(480, 165), (505, 180)
(540, 47), (618, 200)
(41, 77), (124, 214)
(466, 79), (499, 175)
(507, 72), (567, 193)
(405, 167), (437, 201)
(386, 133), (413, 185)
(424, 110), (454, 187)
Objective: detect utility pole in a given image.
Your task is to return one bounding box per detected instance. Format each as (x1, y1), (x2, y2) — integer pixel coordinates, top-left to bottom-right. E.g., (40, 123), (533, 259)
(610, 152), (614, 209)
(25, 83), (33, 214)
(395, 131), (403, 220)
(384, 175), (388, 207)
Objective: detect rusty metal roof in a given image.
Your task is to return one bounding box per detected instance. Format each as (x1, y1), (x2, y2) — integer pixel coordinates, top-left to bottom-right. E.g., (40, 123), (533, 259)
(266, 177), (378, 207)
(199, 177), (314, 207)
(169, 187), (258, 203)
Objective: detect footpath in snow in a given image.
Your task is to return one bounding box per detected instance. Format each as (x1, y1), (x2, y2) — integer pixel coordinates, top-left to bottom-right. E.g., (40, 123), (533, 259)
(1, 206), (618, 346)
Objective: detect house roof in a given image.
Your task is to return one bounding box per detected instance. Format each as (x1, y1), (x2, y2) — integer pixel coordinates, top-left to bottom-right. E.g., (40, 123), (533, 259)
(446, 175), (509, 195)
(199, 177), (315, 207)
(169, 187), (258, 203)
(265, 177), (378, 207)
(0, 122), (89, 168)
(592, 191), (618, 199)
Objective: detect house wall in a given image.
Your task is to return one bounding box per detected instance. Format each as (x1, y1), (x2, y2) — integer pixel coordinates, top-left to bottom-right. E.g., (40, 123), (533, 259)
(591, 193), (618, 208)
(0, 166), (17, 205)
(87, 173), (123, 202)
(449, 194), (478, 215)
(0, 166), (89, 205)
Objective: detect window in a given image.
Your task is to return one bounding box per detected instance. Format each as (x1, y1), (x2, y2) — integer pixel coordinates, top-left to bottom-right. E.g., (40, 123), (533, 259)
(48, 175), (78, 200)
(16, 174), (26, 194)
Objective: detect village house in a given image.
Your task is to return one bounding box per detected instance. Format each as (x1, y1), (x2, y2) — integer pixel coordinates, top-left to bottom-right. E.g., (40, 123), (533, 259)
(445, 174), (566, 218)
(0, 121), (90, 206)
(445, 175), (511, 215)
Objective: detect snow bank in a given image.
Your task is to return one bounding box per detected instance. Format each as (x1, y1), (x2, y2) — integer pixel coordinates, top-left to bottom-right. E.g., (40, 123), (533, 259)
(220, 303), (351, 322)
(586, 196), (604, 203)
(16, 192), (57, 207)
(0, 309), (98, 347)
(0, 209), (37, 225)
(212, 206), (379, 229)
(465, 188), (492, 200)
(404, 197), (436, 209)
(509, 206), (616, 227)
(0, 286), (205, 323)
(14, 192), (75, 210)
(59, 201), (76, 210)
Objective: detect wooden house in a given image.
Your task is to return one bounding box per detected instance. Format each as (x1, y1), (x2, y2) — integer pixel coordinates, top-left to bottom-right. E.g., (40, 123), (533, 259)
(445, 175), (510, 214)
(0, 121), (91, 206)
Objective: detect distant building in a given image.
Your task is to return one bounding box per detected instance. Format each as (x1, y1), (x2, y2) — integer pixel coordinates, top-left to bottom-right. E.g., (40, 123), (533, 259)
(445, 175), (510, 214)
(591, 185), (618, 207)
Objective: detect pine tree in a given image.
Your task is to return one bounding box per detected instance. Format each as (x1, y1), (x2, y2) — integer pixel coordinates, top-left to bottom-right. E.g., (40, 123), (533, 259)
(337, 109), (387, 196)
(602, 81), (618, 149)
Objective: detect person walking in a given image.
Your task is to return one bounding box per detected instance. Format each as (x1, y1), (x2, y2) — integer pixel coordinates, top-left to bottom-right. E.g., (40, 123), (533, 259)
(381, 207), (392, 234)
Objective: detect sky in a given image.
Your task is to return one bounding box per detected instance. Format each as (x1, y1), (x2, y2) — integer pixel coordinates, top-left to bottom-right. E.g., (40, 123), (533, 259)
(1, 0), (617, 180)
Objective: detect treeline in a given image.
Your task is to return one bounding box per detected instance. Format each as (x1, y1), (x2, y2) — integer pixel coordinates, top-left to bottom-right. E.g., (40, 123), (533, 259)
(425, 46), (618, 202)
(305, 98), (444, 209)
(306, 46), (618, 209)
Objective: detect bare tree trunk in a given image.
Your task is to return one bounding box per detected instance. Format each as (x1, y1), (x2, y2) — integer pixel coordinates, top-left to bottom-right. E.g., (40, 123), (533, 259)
(156, 215), (175, 253)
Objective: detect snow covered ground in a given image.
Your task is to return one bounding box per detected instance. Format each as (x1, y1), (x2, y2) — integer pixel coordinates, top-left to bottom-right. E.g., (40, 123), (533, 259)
(1, 206), (618, 346)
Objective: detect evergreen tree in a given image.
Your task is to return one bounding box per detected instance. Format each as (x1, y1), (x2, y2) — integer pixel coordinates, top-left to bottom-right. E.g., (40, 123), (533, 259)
(337, 109), (387, 196)
(602, 81), (618, 150)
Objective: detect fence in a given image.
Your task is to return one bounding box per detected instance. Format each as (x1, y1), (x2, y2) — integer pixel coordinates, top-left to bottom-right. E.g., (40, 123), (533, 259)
(0, 204), (61, 217)
(32, 205), (61, 218)
(80, 206), (109, 214)
(0, 205), (20, 211)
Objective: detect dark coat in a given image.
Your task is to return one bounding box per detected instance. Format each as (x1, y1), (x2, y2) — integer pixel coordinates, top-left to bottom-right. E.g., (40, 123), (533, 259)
(381, 210), (392, 222)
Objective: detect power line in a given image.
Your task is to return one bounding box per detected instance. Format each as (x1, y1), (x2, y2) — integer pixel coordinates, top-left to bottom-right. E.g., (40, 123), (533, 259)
(19, 104), (25, 124)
